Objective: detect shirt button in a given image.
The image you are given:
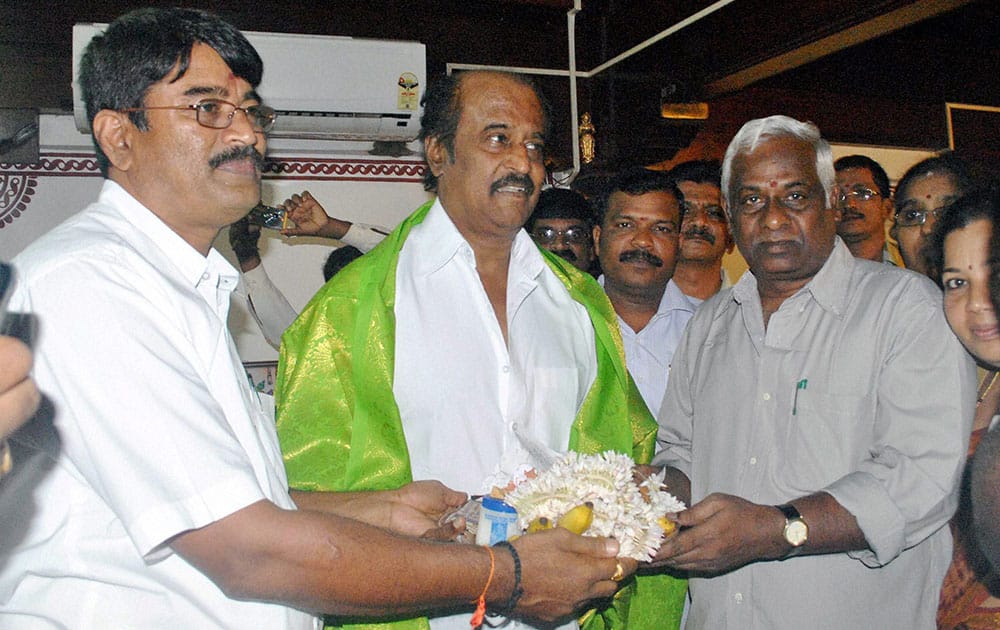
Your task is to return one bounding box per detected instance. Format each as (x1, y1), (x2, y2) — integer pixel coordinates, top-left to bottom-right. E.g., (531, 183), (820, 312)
(502, 365), (510, 373)
(749, 457), (757, 465)
(201, 272), (210, 281)
(762, 392), (771, 401)
(734, 592), (744, 603)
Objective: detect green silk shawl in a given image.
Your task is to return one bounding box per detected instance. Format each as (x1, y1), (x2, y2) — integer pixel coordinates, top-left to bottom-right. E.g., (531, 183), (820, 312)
(275, 200), (685, 630)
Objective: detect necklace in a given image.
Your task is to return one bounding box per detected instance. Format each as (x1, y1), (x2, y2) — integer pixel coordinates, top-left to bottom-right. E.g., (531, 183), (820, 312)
(977, 370), (999, 406)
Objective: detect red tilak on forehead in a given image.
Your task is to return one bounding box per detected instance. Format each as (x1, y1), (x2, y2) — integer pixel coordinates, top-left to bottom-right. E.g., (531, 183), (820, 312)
(769, 180), (778, 188)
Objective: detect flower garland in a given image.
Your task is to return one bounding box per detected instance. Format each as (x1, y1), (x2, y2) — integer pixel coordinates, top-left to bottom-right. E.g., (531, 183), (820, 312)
(503, 451), (685, 561)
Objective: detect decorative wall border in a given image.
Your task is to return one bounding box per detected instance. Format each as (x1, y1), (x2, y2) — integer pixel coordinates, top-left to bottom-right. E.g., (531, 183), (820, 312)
(0, 174), (38, 228)
(263, 156), (426, 182)
(0, 152), (427, 228)
(0, 152), (427, 181)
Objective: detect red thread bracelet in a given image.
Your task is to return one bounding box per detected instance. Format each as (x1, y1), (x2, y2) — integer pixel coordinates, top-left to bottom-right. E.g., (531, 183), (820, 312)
(470, 545), (496, 628)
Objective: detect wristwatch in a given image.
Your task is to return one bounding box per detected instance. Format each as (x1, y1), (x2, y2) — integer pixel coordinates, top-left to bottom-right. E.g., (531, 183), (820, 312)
(776, 503), (808, 553)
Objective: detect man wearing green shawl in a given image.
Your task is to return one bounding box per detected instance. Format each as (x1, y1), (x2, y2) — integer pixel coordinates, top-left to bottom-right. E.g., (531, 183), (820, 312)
(277, 70), (685, 630)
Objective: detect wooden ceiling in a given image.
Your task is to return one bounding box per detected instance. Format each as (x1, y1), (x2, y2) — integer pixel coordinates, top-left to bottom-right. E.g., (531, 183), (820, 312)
(1, 0), (996, 167)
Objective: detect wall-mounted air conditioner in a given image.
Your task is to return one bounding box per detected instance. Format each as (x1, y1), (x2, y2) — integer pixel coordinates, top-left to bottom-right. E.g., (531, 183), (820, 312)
(72, 24), (426, 142)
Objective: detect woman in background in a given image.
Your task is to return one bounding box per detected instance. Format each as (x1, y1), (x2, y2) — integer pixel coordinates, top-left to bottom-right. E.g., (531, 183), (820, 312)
(892, 153), (973, 276)
(926, 187), (1000, 629)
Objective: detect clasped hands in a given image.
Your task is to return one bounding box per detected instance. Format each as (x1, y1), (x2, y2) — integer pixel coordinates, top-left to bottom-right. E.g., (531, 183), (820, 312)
(648, 492), (789, 575)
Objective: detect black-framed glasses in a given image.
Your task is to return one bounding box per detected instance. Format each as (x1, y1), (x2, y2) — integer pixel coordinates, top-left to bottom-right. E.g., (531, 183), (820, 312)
(837, 187), (881, 204)
(121, 98), (277, 133)
(531, 226), (591, 245)
(895, 206), (946, 228)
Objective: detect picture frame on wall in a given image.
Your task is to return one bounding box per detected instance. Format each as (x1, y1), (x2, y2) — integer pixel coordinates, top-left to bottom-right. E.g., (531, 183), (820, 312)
(946, 102), (1000, 174)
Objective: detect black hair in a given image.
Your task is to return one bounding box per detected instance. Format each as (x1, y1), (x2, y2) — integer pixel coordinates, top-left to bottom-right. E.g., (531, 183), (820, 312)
(418, 70), (551, 192)
(924, 186), (1000, 286)
(323, 245), (364, 282)
(895, 153), (974, 212)
(834, 155), (891, 199)
(525, 188), (595, 232)
(668, 160), (721, 188)
(594, 166), (684, 225)
(79, 7), (263, 176)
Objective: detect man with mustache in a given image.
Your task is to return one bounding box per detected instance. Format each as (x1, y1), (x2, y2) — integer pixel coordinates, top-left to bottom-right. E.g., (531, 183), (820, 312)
(834, 155), (897, 263)
(525, 187), (599, 275)
(278, 71), (684, 629)
(669, 160), (735, 305)
(650, 116), (974, 630)
(0, 10), (634, 627)
(592, 166), (695, 419)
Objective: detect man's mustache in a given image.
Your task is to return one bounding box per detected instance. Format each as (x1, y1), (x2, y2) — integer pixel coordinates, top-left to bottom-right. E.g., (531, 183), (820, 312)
(683, 226), (716, 245)
(619, 249), (663, 267)
(490, 174), (535, 196)
(209, 146), (266, 170)
(551, 248), (578, 262)
(840, 210), (865, 221)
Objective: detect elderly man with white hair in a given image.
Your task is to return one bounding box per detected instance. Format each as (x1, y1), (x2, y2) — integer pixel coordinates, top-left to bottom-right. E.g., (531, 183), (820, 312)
(647, 115), (976, 629)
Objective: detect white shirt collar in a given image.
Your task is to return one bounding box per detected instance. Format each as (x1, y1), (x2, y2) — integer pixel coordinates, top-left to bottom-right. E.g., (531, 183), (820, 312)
(409, 197), (546, 281)
(101, 180), (239, 290)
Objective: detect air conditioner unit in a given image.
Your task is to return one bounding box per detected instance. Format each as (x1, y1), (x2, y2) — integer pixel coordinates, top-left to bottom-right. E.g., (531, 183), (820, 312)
(72, 24), (426, 142)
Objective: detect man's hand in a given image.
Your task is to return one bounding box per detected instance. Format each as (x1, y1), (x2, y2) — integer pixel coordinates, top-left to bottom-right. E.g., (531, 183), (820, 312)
(0, 335), (40, 441)
(228, 217), (262, 272)
(648, 493), (787, 575)
(386, 480), (468, 538)
(511, 528), (635, 623)
(291, 481), (467, 540)
(280, 191), (349, 239)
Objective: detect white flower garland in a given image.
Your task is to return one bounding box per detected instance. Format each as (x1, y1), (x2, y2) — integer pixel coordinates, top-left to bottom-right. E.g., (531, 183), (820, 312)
(503, 451), (686, 561)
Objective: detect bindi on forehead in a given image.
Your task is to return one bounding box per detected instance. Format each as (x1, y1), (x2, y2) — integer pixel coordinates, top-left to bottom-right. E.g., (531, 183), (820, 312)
(769, 180), (778, 188)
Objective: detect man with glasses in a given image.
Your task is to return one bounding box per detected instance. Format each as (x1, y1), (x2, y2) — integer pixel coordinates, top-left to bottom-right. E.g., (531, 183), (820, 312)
(669, 160), (734, 305)
(834, 155), (897, 263)
(1, 9), (631, 627)
(525, 187), (599, 275)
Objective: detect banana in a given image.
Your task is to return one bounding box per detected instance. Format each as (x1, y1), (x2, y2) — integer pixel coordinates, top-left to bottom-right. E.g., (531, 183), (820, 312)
(557, 501), (594, 535)
(526, 516), (553, 533)
(657, 516), (676, 536)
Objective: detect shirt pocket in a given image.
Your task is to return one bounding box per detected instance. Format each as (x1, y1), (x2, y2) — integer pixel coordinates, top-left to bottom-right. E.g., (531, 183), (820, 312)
(778, 390), (874, 493)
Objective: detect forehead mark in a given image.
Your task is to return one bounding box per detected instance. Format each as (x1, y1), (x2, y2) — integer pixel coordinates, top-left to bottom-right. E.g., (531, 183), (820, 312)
(769, 180), (777, 188)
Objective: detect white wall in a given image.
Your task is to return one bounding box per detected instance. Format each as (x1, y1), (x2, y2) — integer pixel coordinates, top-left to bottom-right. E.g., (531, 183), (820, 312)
(0, 114), (432, 362)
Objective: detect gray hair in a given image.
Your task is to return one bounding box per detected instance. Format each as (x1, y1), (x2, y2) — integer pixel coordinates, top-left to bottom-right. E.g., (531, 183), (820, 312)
(720, 115), (835, 212)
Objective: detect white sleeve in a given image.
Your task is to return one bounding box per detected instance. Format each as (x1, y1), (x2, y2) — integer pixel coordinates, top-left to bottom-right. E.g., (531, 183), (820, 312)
(241, 265), (298, 349)
(340, 223), (389, 253)
(17, 256), (271, 557)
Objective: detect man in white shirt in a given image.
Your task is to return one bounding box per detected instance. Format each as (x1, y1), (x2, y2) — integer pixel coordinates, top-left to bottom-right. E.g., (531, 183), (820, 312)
(0, 9), (630, 628)
(592, 166), (695, 417)
(277, 70), (682, 629)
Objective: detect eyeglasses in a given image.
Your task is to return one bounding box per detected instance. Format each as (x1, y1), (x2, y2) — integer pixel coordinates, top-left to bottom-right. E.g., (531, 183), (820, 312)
(531, 226), (591, 245)
(837, 188), (881, 204)
(121, 98), (277, 133)
(895, 206), (946, 228)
